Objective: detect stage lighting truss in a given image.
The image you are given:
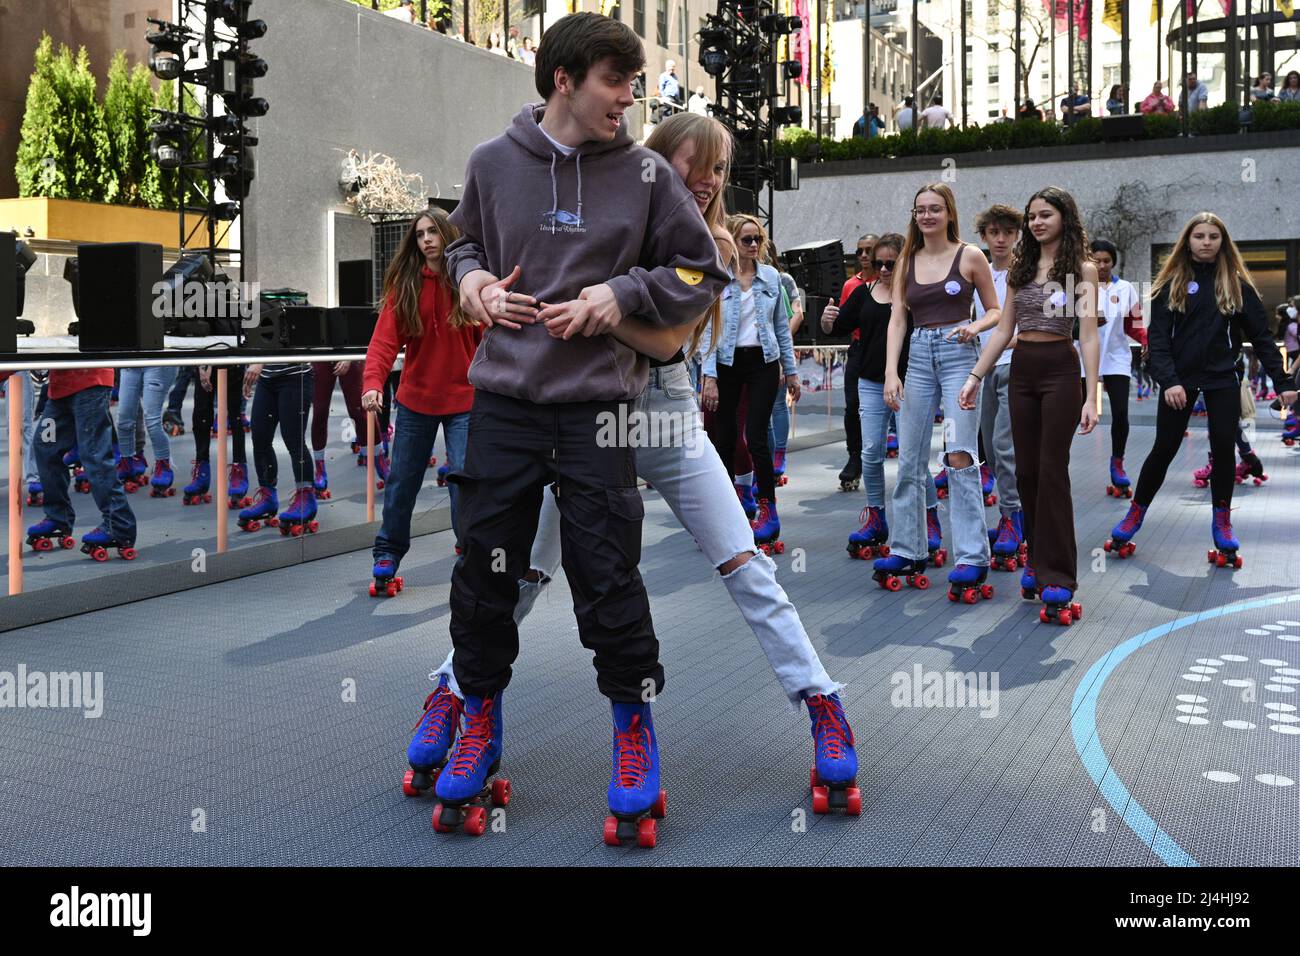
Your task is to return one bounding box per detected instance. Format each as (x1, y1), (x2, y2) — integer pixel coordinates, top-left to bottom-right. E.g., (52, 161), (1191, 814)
(146, 0), (268, 268)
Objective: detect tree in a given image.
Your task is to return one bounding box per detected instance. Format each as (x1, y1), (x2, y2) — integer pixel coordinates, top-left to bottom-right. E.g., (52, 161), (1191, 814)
(15, 35), (116, 203)
(985, 1), (1055, 107)
(103, 51), (158, 207)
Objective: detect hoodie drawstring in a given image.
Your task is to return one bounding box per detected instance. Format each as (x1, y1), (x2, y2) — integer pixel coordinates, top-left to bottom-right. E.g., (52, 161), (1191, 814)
(575, 154), (583, 227)
(548, 153), (558, 235)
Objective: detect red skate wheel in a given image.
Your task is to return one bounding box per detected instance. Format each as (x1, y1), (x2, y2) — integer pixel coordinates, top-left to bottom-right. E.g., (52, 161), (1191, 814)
(773, 541), (785, 554)
(309, 521), (319, 533)
(290, 526), (303, 537)
(1215, 552), (1226, 567)
(1106, 486), (1114, 496)
(463, 806), (487, 836)
(402, 769), (419, 797)
(885, 576), (901, 592)
(962, 589), (977, 605)
(1122, 543), (1135, 558)
(166, 488), (175, 497)
(980, 583), (994, 600)
(812, 786), (830, 815)
(1103, 540), (1113, 553)
(432, 804), (454, 833)
(1233, 556), (1243, 569)
(879, 545), (890, 557)
(636, 817), (657, 849)
(120, 548), (136, 561)
(1006, 558), (1018, 571)
(377, 480), (385, 490)
(1039, 608), (1050, 624)
(935, 550), (947, 567)
(947, 590), (958, 603)
(34, 538), (52, 552)
(1058, 610), (1072, 626)
(491, 777), (512, 807)
(395, 577), (404, 591)
(914, 575), (930, 589)
(651, 789), (667, 819)
(1071, 603), (1083, 620)
(268, 518), (279, 527)
(368, 582), (379, 597)
(810, 767), (819, 791)
(845, 787), (862, 817)
(603, 815), (621, 846)
(62, 537), (76, 549)
(92, 547), (108, 562)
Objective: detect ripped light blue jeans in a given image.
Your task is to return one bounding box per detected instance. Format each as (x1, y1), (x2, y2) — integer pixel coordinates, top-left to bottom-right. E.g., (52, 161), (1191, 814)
(858, 378), (938, 512)
(890, 327), (989, 568)
(432, 361), (839, 706)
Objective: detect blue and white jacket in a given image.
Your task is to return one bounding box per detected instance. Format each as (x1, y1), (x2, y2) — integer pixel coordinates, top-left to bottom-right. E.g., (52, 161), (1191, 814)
(700, 262), (797, 378)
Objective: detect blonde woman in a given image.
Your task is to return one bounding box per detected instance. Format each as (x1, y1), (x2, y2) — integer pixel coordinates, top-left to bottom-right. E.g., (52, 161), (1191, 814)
(1104, 213), (1297, 568)
(406, 112), (860, 814)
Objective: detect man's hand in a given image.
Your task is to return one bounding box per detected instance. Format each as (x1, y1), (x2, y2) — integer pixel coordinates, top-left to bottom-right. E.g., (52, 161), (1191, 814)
(1280, 389), (1298, 408)
(199, 366), (212, 392)
(462, 266), (538, 330)
(333, 361), (351, 377)
(242, 364), (263, 399)
(1164, 384), (1187, 410)
(540, 284), (623, 340)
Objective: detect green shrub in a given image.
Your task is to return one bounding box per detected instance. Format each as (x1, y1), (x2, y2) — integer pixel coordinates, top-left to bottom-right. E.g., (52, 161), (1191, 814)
(1063, 117), (1103, 145)
(1143, 112), (1181, 139)
(1249, 99), (1300, 132)
(1189, 102), (1239, 136)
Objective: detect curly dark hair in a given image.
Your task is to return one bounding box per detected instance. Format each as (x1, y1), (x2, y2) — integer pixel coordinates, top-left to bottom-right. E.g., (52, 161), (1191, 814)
(1007, 186), (1089, 290)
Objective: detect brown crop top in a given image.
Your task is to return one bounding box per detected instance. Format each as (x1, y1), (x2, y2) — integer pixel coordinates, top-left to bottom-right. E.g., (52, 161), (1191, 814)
(905, 242), (974, 328)
(1013, 280), (1073, 337)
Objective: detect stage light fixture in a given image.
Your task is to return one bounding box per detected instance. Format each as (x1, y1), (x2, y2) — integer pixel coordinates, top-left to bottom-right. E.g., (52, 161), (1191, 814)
(210, 203), (241, 221)
(772, 105), (802, 126)
(781, 60), (801, 80)
(146, 23), (187, 80)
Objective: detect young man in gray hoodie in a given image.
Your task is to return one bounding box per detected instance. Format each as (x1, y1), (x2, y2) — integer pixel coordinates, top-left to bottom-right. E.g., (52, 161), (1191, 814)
(428, 13), (729, 840)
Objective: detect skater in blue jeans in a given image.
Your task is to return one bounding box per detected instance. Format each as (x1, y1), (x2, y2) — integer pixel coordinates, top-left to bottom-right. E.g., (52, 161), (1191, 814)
(362, 207), (482, 596)
(873, 183), (1003, 602)
(115, 365), (178, 496)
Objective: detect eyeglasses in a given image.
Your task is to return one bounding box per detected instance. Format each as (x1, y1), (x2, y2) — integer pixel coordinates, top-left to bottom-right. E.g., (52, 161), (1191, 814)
(739, 236), (763, 246)
(873, 259), (896, 271)
(913, 206), (945, 218)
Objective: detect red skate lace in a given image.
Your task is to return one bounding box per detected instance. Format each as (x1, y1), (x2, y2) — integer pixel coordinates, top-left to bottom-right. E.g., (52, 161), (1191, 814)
(413, 687), (462, 745)
(231, 463), (246, 481)
(289, 489), (311, 511)
(807, 695), (854, 756)
(252, 487), (273, 507)
(190, 461), (203, 481)
(1119, 506), (1144, 532)
(994, 516), (1016, 547)
(1113, 461), (1127, 480)
(1214, 507), (1233, 535)
(614, 714), (651, 789)
(927, 510), (941, 535)
(752, 500), (771, 528)
(448, 698), (495, 777)
(154, 460), (168, 478)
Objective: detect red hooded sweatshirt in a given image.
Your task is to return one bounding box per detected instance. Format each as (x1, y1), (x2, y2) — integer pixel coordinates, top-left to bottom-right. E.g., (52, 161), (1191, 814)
(363, 267), (483, 416)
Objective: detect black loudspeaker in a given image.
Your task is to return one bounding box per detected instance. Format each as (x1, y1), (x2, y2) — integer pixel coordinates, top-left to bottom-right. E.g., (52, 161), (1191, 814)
(338, 259), (373, 307)
(327, 306), (378, 348)
(1, 233), (15, 353)
(75, 242), (165, 351)
(1101, 114), (1145, 142)
(244, 302), (329, 350)
(783, 239), (845, 300)
(724, 184), (757, 216)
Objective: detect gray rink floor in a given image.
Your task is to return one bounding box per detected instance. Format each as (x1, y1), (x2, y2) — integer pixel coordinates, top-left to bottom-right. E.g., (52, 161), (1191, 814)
(1, 404), (1298, 867)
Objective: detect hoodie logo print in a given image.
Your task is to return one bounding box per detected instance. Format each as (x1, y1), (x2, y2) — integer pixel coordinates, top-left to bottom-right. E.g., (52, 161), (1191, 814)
(676, 267), (704, 286)
(541, 209), (586, 232)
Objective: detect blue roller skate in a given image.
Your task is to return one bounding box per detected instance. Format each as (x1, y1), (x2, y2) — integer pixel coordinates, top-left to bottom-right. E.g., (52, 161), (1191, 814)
(1104, 502), (1147, 559)
(990, 510), (1025, 572)
(806, 692), (861, 816)
(26, 518), (75, 553)
(979, 464), (997, 506)
(1106, 456), (1132, 498)
(374, 443), (390, 490)
(80, 526), (136, 562)
(873, 553), (930, 591)
(885, 432), (899, 459)
(1208, 501), (1242, 569)
(26, 480), (43, 507)
(603, 701), (666, 848)
(947, 563), (994, 604)
(123, 453), (149, 493)
(736, 480), (757, 519)
(436, 464), (450, 488)
(773, 448), (788, 487)
(846, 506), (889, 560)
(182, 460), (211, 506)
(64, 446), (89, 494)
(370, 557), (403, 598)
(278, 487), (318, 537)
(927, 506), (947, 567)
(1191, 394), (1207, 416)
(1040, 585), (1082, 626)
(751, 498), (784, 555)
(149, 458), (175, 498)
(238, 486), (279, 532)
(312, 459), (331, 500)
(933, 468), (949, 499)
(228, 462), (250, 509)
(433, 692), (509, 837)
(1283, 415), (1300, 446)
(402, 674), (463, 797)
(1020, 565), (1040, 601)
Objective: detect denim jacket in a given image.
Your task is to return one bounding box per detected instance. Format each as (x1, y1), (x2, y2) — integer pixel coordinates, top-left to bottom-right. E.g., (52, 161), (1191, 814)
(699, 262), (797, 378)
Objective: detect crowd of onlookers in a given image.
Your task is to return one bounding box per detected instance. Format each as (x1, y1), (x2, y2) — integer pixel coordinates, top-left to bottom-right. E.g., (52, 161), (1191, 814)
(849, 67), (1300, 139)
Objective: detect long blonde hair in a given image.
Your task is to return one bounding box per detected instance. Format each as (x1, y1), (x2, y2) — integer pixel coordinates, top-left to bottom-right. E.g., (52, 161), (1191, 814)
(1152, 212), (1257, 316)
(380, 208), (470, 337)
(897, 182), (962, 285)
(644, 112), (733, 357)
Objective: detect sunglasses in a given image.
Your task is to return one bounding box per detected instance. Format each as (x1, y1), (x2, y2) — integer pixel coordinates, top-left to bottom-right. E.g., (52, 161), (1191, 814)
(739, 236), (763, 246)
(856, 248), (872, 256)
(873, 259), (896, 271)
